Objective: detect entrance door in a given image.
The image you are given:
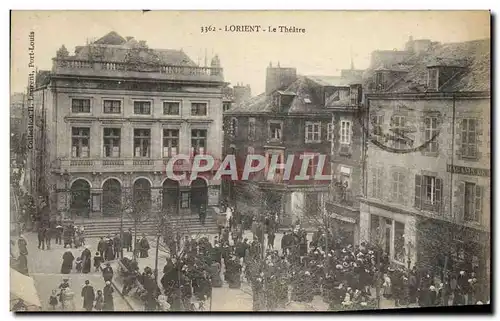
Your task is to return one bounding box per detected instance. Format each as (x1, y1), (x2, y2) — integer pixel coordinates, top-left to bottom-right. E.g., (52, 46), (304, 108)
(384, 220), (392, 256)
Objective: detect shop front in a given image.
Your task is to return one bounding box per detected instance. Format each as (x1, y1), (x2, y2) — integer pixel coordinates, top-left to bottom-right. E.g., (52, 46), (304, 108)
(325, 201), (359, 246)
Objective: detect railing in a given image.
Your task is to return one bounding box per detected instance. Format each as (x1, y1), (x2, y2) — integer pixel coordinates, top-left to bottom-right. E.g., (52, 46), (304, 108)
(57, 157), (222, 173)
(53, 58), (223, 78)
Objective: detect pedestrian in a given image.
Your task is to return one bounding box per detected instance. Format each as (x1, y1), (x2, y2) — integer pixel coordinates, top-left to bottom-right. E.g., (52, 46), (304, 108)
(61, 250), (75, 274)
(104, 235), (114, 261)
(45, 226), (52, 250)
(199, 203), (207, 226)
(139, 234), (150, 258)
(63, 225), (73, 248)
(81, 280), (95, 311)
(94, 290), (104, 311)
(113, 233), (121, 259)
(102, 262), (114, 282)
(61, 285), (76, 311)
(94, 252), (103, 272)
(18, 234), (28, 256)
(267, 229), (275, 250)
(55, 225), (63, 245)
(124, 228), (133, 252)
(81, 246), (92, 274)
(17, 253), (29, 276)
(49, 289), (58, 310)
(97, 237), (105, 257)
(75, 257), (83, 273)
(382, 272), (392, 299)
(103, 281), (115, 311)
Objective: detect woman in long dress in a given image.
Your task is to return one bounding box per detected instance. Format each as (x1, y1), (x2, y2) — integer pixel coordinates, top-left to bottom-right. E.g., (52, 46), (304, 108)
(103, 281), (115, 311)
(61, 250), (75, 274)
(81, 246), (92, 274)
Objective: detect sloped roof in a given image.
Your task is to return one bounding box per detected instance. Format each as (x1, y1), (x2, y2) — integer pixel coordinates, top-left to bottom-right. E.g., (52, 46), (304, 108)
(228, 76), (330, 115)
(94, 31), (126, 45)
(307, 75), (352, 87)
(69, 32), (197, 66)
(365, 38), (490, 93)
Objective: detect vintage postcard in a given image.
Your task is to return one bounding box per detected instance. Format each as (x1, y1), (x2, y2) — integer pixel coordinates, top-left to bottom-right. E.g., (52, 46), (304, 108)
(9, 10), (491, 312)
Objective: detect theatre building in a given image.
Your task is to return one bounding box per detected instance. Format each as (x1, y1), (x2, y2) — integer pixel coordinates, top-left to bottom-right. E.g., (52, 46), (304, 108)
(30, 31), (226, 221)
(359, 38), (490, 290)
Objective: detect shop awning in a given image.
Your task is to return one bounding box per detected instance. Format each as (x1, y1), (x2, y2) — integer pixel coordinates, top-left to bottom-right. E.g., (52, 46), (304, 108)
(10, 268), (41, 308)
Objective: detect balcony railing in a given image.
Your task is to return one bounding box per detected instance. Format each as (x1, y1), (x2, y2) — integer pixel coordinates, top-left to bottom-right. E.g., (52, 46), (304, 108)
(52, 58), (224, 82)
(55, 157), (222, 174)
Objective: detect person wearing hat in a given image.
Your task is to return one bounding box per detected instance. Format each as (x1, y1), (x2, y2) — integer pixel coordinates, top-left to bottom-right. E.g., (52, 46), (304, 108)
(103, 281), (114, 311)
(139, 233), (150, 258)
(61, 250), (75, 274)
(81, 280), (95, 311)
(80, 246), (92, 274)
(55, 225), (64, 245)
(102, 262), (114, 283)
(18, 234), (28, 256)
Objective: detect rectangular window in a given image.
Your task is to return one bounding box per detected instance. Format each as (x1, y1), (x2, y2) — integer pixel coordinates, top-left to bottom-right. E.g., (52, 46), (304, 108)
(191, 102), (207, 116)
(71, 99), (91, 113)
(461, 119), (477, 158)
(391, 171), (405, 204)
(248, 117), (256, 140)
(327, 123), (334, 141)
(464, 182), (482, 223)
(191, 129), (207, 155)
(71, 127), (90, 158)
(269, 122), (282, 141)
(427, 68), (438, 90)
(163, 129), (179, 158)
(103, 128), (121, 157)
(134, 101), (151, 115)
(223, 102), (232, 112)
(391, 115), (407, 149)
(305, 122), (321, 143)
(163, 102), (180, 115)
(304, 153), (318, 177)
(340, 120), (351, 144)
(180, 192), (190, 209)
(103, 100), (121, 114)
(371, 167), (383, 199)
(372, 115), (384, 136)
(133, 129), (151, 157)
(424, 117), (439, 153)
(415, 174), (442, 212)
(375, 72), (384, 90)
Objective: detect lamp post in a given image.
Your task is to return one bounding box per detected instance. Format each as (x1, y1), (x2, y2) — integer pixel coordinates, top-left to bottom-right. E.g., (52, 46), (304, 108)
(62, 170), (70, 221)
(123, 206), (133, 259)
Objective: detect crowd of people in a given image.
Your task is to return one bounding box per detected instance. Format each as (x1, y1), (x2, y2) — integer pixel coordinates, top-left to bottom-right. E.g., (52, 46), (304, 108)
(47, 278), (115, 311)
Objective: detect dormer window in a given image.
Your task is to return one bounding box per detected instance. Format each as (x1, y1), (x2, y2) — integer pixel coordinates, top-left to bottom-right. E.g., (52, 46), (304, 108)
(375, 71), (385, 90)
(427, 68), (439, 91)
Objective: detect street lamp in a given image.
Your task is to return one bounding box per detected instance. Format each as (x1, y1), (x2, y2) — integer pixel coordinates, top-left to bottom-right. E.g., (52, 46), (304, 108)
(123, 206), (133, 259)
(62, 170), (70, 221)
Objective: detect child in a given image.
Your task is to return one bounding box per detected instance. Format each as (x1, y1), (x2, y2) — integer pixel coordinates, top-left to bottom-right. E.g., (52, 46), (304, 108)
(94, 252), (103, 272)
(94, 290), (103, 311)
(49, 289), (58, 310)
(75, 257), (83, 273)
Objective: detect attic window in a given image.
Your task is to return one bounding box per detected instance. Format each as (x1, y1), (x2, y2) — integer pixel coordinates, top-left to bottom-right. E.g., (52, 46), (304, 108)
(427, 68), (439, 91)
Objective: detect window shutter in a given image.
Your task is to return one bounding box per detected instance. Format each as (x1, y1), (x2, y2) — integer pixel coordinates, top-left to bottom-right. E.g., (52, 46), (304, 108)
(371, 169), (376, 198)
(414, 175), (422, 209)
(435, 178), (442, 214)
(457, 182), (466, 221)
(474, 185), (483, 223)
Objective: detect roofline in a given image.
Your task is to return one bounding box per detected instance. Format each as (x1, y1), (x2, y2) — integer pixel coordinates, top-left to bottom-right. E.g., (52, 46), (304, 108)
(366, 91), (490, 100)
(223, 112), (332, 118)
(50, 74), (226, 86)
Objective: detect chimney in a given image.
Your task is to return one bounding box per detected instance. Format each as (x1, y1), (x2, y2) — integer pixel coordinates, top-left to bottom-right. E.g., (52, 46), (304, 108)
(265, 65), (297, 95)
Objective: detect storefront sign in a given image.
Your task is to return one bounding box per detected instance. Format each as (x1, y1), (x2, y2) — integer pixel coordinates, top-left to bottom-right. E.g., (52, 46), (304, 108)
(329, 212), (356, 224)
(447, 164), (490, 177)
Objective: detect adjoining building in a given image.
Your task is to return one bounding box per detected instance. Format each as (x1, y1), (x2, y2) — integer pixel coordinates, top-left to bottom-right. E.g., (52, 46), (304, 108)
(223, 63), (362, 225)
(29, 31), (226, 223)
(359, 38), (490, 292)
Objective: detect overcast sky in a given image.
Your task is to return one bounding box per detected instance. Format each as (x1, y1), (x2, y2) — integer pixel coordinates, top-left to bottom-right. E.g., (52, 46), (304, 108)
(11, 10), (490, 95)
